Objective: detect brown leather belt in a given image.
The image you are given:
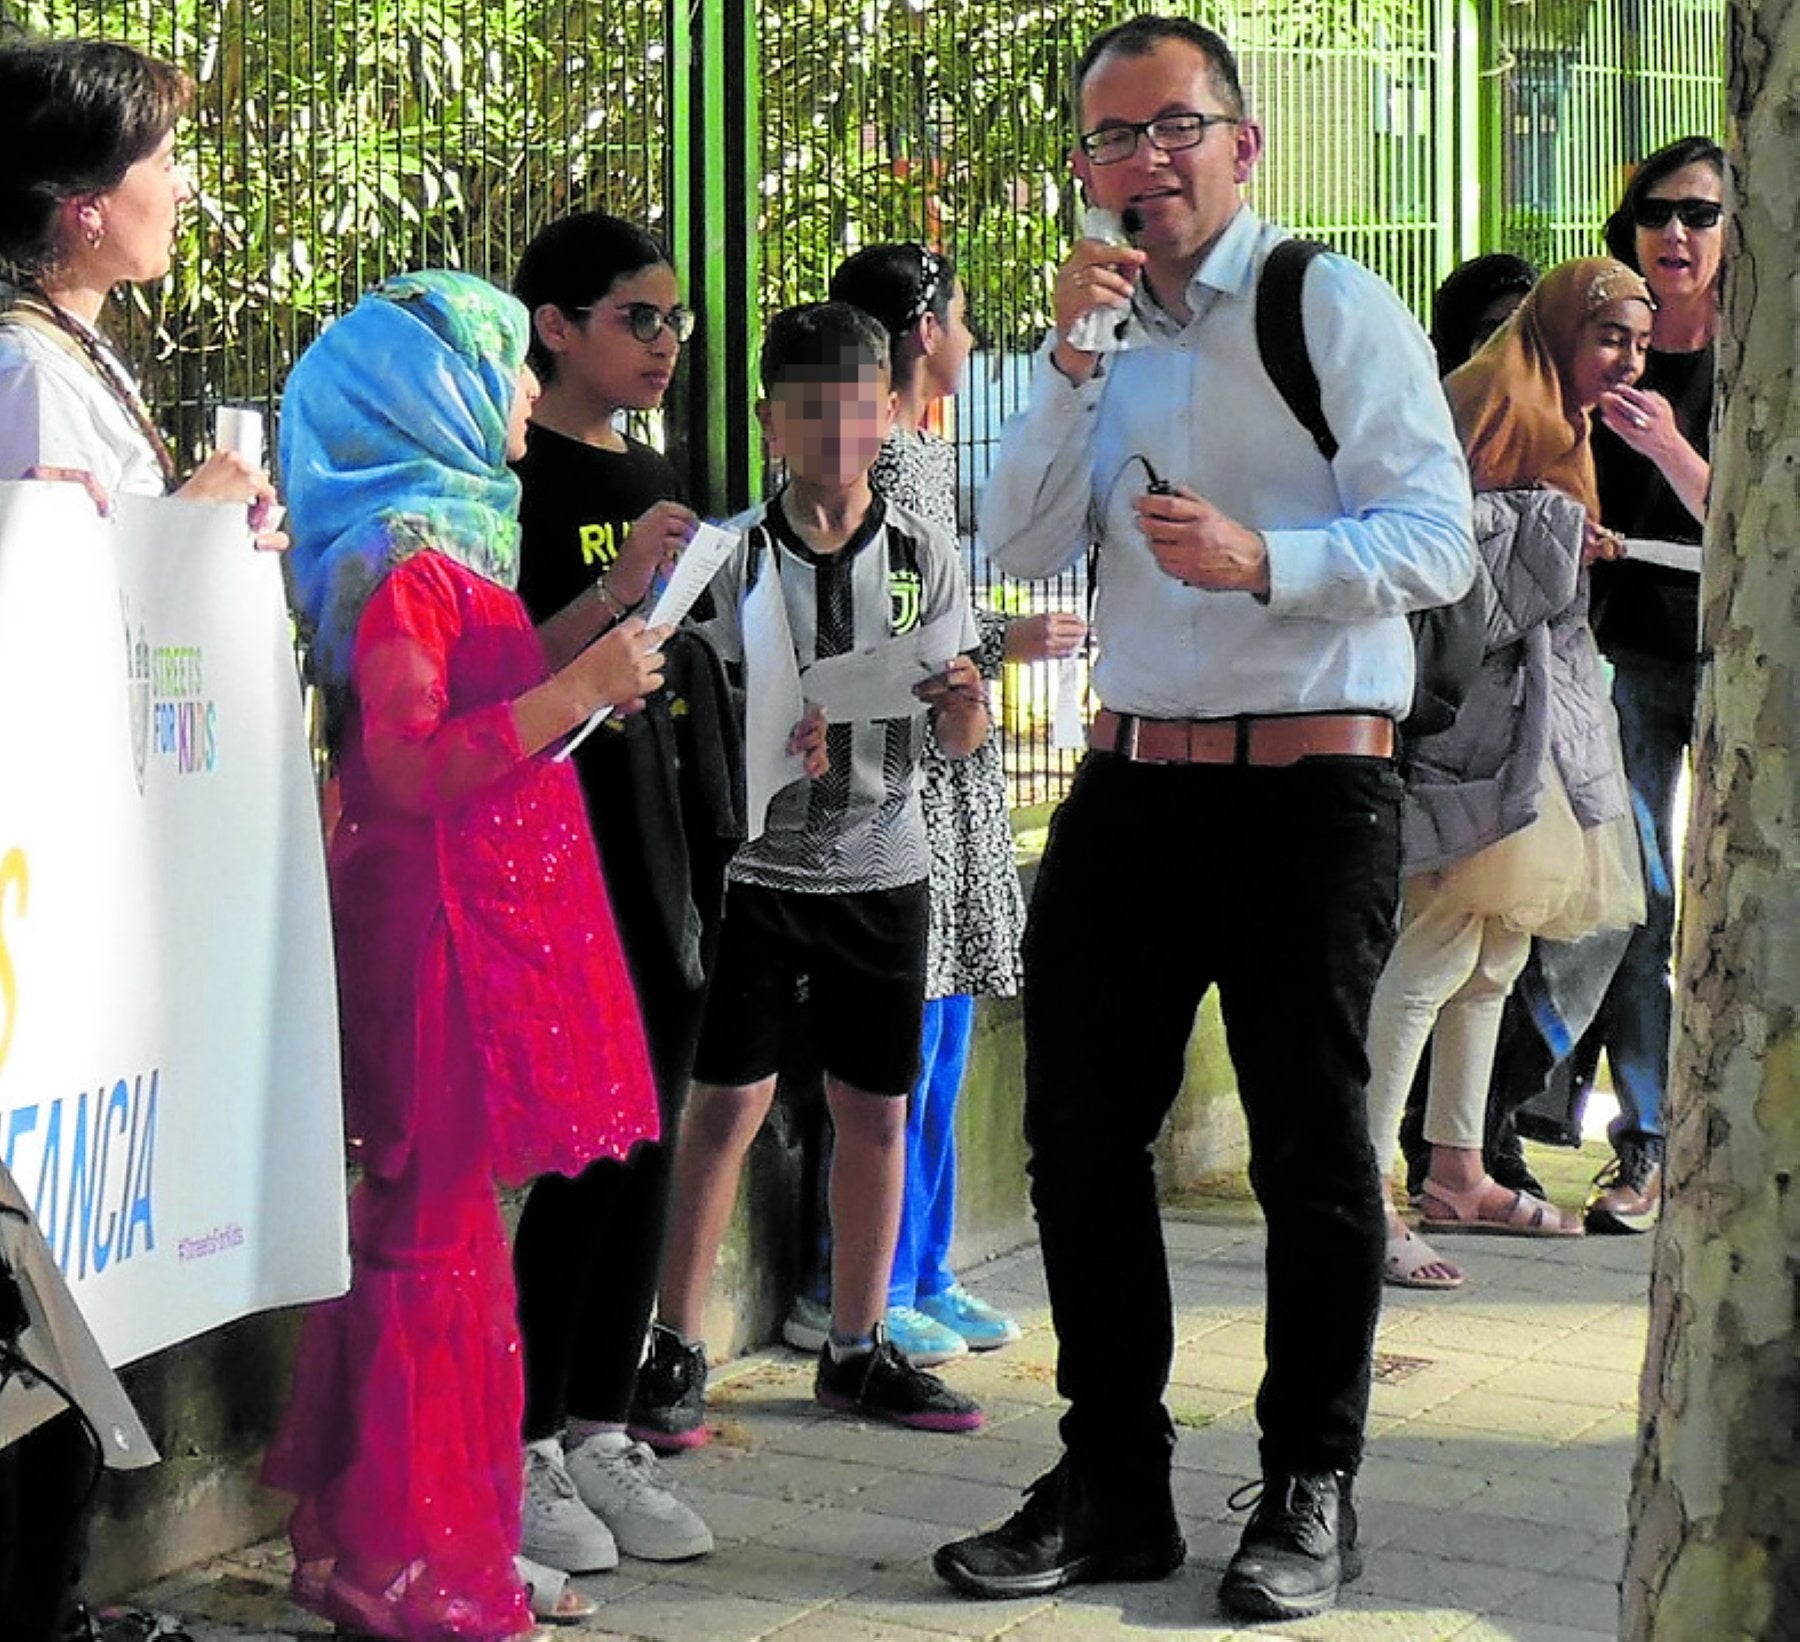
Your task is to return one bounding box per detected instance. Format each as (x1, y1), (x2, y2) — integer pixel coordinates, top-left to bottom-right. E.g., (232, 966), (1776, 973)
(1090, 708), (1395, 767)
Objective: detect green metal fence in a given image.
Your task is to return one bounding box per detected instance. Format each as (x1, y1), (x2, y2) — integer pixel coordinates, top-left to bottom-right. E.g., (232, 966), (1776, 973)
(4, 0), (1727, 805)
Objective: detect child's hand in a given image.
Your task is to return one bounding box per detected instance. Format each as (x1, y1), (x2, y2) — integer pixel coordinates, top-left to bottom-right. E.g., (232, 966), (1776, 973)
(1003, 611), (1087, 663)
(566, 618), (672, 716)
(913, 654), (984, 709)
(916, 656), (990, 757)
(789, 703), (829, 777)
(611, 500), (699, 606)
(1582, 517), (1625, 566)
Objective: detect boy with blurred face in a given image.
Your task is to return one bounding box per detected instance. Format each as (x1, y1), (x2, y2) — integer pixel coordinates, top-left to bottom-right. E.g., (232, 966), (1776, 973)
(643, 303), (991, 1443)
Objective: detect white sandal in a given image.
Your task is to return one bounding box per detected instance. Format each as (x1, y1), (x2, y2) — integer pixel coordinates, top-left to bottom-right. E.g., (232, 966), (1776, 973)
(515, 1554), (597, 1627)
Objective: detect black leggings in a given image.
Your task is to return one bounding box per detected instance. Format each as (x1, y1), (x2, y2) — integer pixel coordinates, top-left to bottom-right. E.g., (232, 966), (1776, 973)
(513, 871), (724, 1439)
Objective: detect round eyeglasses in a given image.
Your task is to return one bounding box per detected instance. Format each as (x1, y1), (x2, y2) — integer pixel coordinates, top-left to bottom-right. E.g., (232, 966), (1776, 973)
(1078, 111), (1240, 167)
(608, 301), (697, 344)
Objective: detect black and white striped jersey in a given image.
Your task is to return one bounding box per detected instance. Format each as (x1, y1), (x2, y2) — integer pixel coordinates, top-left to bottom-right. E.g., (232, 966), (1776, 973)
(704, 488), (978, 894)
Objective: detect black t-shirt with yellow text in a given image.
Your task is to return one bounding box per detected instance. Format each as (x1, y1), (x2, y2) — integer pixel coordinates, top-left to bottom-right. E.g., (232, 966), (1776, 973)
(512, 421), (683, 622)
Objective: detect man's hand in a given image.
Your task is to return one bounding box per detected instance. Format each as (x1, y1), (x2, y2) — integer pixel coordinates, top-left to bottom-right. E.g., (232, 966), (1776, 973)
(1133, 485), (1270, 597)
(1003, 610), (1088, 663)
(789, 703), (829, 778)
(1050, 240), (1147, 383)
(610, 500), (699, 607)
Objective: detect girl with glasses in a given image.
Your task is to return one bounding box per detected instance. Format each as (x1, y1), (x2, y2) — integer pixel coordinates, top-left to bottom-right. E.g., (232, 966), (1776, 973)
(504, 212), (731, 1570)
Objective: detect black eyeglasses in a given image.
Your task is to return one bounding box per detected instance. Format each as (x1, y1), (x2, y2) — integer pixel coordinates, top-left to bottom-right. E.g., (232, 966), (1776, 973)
(1078, 111), (1239, 166)
(1632, 197), (1723, 231)
(580, 301), (696, 343)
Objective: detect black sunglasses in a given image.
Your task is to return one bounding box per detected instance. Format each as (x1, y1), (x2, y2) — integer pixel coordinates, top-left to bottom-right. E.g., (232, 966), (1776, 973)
(1633, 197), (1723, 231)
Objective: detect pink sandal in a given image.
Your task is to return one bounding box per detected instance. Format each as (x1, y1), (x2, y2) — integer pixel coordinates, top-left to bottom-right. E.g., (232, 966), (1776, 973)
(1384, 1224), (1465, 1289)
(1416, 1175), (1583, 1238)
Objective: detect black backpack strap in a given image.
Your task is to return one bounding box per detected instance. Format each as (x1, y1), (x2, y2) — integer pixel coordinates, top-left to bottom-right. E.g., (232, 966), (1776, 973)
(1255, 237), (1337, 462)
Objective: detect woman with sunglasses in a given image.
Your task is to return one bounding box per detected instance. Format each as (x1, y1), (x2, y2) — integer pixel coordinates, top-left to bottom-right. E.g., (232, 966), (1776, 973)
(1552, 138), (1724, 1235)
(503, 212), (729, 1575)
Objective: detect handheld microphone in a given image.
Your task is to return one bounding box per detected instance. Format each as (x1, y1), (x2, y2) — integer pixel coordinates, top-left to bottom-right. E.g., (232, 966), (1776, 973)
(1066, 205), (1144, 353)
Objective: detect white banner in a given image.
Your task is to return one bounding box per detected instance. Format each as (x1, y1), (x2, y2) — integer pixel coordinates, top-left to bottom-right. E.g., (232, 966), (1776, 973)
(0, 481), (348, 1367)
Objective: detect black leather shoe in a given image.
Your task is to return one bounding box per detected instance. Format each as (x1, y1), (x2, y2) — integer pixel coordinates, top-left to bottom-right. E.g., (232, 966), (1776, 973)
(1218, 1469), (1362, 1621)
(934, 1456), (1186, 1599)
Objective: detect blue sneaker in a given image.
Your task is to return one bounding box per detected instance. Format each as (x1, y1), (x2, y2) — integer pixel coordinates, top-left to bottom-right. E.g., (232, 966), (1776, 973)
(884, 1304), (969, 1366)
(917, 1283), (1022, 1351)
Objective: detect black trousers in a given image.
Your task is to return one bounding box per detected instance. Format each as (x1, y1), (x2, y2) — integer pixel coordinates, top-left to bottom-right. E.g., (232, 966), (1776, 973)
(513, 842), (730, 1439)
(0, 1412), (92, 1641)
(1021, 753), (1399, 1495)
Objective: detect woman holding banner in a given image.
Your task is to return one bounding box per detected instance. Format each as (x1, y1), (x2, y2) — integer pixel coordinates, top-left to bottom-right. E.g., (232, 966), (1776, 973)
(0, 36), (280, 1642)
(0, 36), (275, 521)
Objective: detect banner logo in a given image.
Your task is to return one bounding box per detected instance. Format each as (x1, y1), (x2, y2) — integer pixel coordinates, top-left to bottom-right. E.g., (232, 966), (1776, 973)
(0, 847), (24, 1077)
(123, 603), (151, 794)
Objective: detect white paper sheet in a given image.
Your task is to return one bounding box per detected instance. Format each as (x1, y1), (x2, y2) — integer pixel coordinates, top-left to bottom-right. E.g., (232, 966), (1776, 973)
(1051, 656), (1087, 749)
(555, 522), (741, 761)
(742, 553), (809, 842)
(1624, 537), (1702, 575)
(799, 610), (968, 723)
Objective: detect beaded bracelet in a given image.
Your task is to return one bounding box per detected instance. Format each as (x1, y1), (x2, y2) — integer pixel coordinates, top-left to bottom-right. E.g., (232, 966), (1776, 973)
(593, 578), (638, 624)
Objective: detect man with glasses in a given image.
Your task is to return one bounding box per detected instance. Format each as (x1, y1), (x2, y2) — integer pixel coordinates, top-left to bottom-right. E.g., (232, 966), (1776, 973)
(932, 15), (1472, 1623)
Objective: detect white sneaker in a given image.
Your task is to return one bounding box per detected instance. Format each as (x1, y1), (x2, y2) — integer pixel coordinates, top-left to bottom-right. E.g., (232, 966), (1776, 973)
(564, 1432), (715, 1562)
(781, 1294), (832, 1353)
(521, 1437), (618, 1573)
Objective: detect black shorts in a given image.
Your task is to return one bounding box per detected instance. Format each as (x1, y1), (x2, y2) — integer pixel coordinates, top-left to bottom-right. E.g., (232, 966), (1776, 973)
(693, 881), (928, 1096)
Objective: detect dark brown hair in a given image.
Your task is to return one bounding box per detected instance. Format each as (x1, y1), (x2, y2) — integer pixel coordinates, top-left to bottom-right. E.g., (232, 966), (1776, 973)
(1073, 17), (1245, 122)
(0, 38), (193, 278)
(1602, 137), (1727, 271)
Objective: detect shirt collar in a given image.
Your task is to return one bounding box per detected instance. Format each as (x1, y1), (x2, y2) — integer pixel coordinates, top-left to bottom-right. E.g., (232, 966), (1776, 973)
(1134, 204), (1262, 332)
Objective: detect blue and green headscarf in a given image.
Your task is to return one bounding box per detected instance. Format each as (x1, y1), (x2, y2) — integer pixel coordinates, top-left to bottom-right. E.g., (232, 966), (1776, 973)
(281, 270), (530, 713)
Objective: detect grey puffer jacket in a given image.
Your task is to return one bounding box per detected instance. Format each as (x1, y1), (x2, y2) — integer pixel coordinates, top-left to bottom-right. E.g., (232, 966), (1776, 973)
(1402, 487), (1630, 876)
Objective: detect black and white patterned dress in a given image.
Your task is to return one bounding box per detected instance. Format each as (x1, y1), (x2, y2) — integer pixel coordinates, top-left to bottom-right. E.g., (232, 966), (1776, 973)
(872, 426), (1026, 1001)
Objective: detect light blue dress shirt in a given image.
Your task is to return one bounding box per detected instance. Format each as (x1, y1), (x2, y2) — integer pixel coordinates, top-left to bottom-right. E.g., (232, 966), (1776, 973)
(979, 206), (1476, 722)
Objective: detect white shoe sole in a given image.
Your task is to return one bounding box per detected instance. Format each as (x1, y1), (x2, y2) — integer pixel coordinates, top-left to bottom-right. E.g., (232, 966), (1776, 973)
(519, 1528), (618, 1576)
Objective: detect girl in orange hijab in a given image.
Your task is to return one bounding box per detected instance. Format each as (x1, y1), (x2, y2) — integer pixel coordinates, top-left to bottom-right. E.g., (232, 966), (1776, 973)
(1365, 258), (1652, 1282)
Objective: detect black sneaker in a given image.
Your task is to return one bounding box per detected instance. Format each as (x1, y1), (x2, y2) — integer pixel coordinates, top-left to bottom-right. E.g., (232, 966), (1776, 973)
(626, 1323), (711, 1453)
(935, 1457), (1186, 1599)
(1218, 1470), (1362, 1622)
(813, 1327), (984, 1432)
(1585, 1133), (1663, 1234)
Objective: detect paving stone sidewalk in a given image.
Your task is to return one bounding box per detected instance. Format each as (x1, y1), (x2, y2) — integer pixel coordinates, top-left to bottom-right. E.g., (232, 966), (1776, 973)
(126, 1145), (1651, 1642)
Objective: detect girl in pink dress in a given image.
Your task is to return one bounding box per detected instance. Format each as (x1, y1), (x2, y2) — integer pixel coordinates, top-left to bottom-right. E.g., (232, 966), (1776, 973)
(265, 270), (667, 1641)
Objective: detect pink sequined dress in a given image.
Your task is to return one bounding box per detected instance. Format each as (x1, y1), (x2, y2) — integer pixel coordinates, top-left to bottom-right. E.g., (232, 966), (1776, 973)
(264, 552), (657, 1642)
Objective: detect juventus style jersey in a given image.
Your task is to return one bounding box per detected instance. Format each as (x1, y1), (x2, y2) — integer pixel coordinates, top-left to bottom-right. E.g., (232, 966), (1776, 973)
(704, 489), (979, 894)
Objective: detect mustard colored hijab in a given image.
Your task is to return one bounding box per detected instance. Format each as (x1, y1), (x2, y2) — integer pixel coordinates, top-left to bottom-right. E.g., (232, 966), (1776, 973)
(1444, 256), (1652, 520)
